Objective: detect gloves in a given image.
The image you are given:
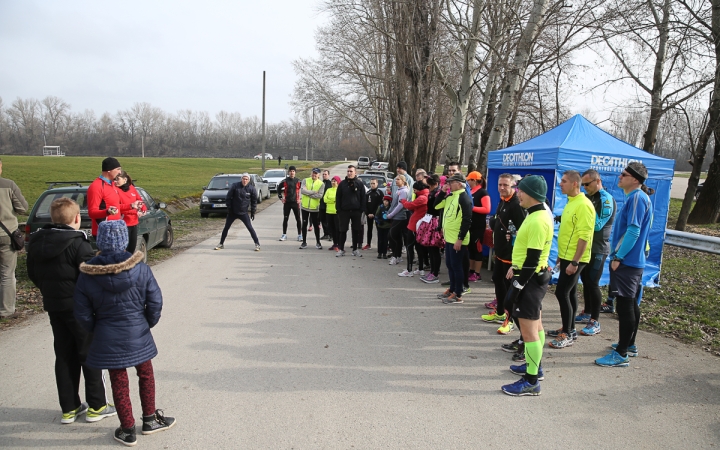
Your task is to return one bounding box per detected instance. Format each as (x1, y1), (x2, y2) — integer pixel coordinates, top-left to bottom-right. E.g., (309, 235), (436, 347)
(554, 215), (562, 223)
(250, 211), (255, 221)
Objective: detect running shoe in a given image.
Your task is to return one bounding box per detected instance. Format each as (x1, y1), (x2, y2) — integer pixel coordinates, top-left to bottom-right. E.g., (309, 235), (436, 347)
(86, 404), (117, 422)
(413, 269), (426, 277)
(580, 319), (601, 336)
(512, 351), (526, 362)
(509, 363), (545, 381)
(501, 339), (520, 353)
(362, 244), (371, 250)
(397, 257), (403, 263)
(389, 257), (398, 265)
(442, 294), (463, 304)
(336, 250), (345, 257)
(328, 245), (337, 251)
(575, 313), (591, 323)
(299, 242), (307, 249)
(462, 286), (471, 295)
(497, 318), (515, 335)
(600, 301), (615, 313)
(315, 243), (322, 249)
(501, 378), (541, 396)
(549, 333), (574, 349)
(214, 244), (223, 250)
(279, 234), (287, 241)
(610, 343), (638, 357)
(571, 329), (578, 340)
(398, 270), (413, 277)
(422, 274), (440, 284)
(481, 311), (506, 324)
(441, 280), (451, 286)
(255, 244), (261, 252)
(382, 254), (388, 259)
(437, 289), (452, 299)
(61, 402), (88, 424)
(352, 249), (363, 257)
(468, 273), (480, 282)
(377, 254), (382, 259)
(595, 350), (630, 367)
(485, 298), (498, 310)
(297, 234), (303, 242)
(546, 327), (563, 338)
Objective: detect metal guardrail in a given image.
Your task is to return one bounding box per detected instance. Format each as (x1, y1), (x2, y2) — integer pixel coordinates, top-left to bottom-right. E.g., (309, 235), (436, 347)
(665, 229), (720, 254)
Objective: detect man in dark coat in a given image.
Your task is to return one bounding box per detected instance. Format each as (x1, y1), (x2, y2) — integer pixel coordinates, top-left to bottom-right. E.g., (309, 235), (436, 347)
(215, 173), (260, 251)
(363, 178), (384, 250)
(335, 165), (367, 257)
(277, 166), (302, 241)
(27, 197), (115, 424)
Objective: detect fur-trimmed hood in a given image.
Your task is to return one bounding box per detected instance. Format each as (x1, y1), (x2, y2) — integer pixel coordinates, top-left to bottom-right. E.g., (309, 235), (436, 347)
(80, 251), (144, 275)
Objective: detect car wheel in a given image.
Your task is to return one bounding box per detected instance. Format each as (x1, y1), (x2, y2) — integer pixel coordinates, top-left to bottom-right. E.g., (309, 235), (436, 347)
(201, 212), (209, 218)
(265, 188), (270, 199)
(258, 194), (263, 204)
(137, 236), (148, 263)
(159, 223), (174, 248)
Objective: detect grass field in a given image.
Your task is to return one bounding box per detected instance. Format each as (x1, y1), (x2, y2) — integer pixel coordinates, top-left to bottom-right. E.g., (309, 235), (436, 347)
(0, 155), (332, 211)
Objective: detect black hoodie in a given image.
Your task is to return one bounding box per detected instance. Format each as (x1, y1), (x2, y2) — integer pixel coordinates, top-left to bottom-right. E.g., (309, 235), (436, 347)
(27, 224), (96, 312)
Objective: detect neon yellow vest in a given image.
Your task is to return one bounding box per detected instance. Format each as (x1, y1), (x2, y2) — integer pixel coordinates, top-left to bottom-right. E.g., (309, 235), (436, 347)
(301, 178), (323, 210)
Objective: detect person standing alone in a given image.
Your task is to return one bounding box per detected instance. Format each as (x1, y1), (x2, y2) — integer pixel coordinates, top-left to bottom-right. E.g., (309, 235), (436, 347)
(0, 158), (28, 319)
(214, 174), (260, 251)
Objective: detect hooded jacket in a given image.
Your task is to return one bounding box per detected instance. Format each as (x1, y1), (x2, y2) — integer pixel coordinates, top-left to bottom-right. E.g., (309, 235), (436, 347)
(27, 224), (96, 312)
(336, 177), (366, 212)
(400, 188), (429, 232)
(387, 185), (410, 220)
(74, 251), (162, 369)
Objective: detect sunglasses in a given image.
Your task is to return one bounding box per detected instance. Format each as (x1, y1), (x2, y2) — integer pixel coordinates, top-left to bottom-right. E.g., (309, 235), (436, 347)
(581, 180), (596, 187)
(619, 172), (630, 177)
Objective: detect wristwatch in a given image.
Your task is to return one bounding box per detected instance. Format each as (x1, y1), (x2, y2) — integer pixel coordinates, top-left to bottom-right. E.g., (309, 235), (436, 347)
(570, 261), (579, 267)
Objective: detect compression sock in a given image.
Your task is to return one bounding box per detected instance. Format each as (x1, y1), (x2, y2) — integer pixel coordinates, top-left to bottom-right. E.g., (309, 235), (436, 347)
(539, 329), (546, 348)
(524, 340), (542, 385)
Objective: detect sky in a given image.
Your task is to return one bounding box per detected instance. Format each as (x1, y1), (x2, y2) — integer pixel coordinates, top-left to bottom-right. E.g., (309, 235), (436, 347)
(0, 0), (325, 122)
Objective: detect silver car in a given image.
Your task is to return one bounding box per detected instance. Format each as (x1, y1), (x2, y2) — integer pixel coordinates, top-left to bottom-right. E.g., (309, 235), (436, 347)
(263, 169), (287, 192)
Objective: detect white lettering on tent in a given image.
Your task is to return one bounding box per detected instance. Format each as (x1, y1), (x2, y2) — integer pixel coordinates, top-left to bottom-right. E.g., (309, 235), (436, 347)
(502, 152), (534, 166)
(589, 155), (643, 173)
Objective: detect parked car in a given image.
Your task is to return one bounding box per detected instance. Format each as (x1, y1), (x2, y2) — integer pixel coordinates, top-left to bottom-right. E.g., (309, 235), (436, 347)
(262, 169), (287, 192)
(364, 169), (394, 180)
(357, 156), (371, 168)
(370, 161), (389, 170)
(254, 153), (274, 160)
(695, 182), (705, 200)
(357, 173), (389, 190)
(24, 182), (173, 263)
(200, 173), (270, 218)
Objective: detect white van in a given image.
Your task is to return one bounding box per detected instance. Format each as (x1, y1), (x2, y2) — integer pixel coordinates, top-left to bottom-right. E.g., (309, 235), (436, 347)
(357, 156), (371, 168)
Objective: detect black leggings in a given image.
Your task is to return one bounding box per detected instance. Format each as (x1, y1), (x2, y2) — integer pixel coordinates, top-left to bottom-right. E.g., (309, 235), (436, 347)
(301, 210), (320, 244)
(389, 219), (408, 258)
(126, 224), (138, 253)
(283, 202), (301, 235)
(493, 259), (512, 314)
(366, 220), (375, 247)
(616, 295), (641, 355)
(580, 253), (607, 320)
(405, 229), (416, 271)
(428, 246), (441, 276)
(325, 214), (337, 246)
(555, 259), (586, 333)
(220, 213), (259, 245)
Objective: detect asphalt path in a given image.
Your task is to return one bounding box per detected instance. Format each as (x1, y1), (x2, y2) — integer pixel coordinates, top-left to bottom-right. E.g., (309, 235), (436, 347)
(671, 175), (705, 199)
(2, 165), (720, 448)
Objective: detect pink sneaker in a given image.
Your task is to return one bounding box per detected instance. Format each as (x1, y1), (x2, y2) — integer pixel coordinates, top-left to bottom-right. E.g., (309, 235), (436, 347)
(484, 298), (497, 309)
(468, 273), (480, 282)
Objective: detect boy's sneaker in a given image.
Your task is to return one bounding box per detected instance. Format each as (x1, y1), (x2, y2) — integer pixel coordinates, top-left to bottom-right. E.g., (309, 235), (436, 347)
(485, 299), (498, 309)
(481, 311), (506, 324)
(214, 244), (224, 250)
(497, 318), (515, 335)
(299, 242), (308, 249)
(575, 313), (591, 323)
(462, 286), (471, 295)
(86, 403), (117, 422)
(315, 243), (322, 249)
(437, 289), (452, 299)
(389, 257), (398, 265)
(141, 409), (176, 435)
(549, 333), (574, 349)
(442, 294), (463, 304)
(422, 274), (440, 284)
(595, 350), (630, 367)
(114, 425), (137, 446)
(255, 244), (261, 252)
(580, 319), (601, 336)
(362, 244), (371, 250)
(501, 378), (541, 396)
(398, 269), (413, 277)
(512, 351), (526, 362)
(610, 343), (639, 357)
(501, 339), (520, 353)
(509, 363), (545, 381)
(61, 402), (88, 424)
(297, 234), (303, 241)
(279, 234), (287, 241)
(546, 328), (563, 338)
(336, 250), (346, 257)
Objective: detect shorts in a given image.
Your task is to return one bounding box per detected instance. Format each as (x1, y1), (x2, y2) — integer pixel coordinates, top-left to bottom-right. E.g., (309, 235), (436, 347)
(512, 270), (551, 321)
(468, 229), (483, 260)
(609, 264), (644, 299)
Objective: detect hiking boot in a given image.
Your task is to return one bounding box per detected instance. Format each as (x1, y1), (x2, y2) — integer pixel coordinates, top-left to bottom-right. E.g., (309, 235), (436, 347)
(214, 244), (224, 250)
(422, 274), (439, 284)
(398, 270), (413, 277)
(114, 425), (137, 446)
(575, 313), (591, 323)
(501, 339), (520, 353)
(595, 350), (630, 367)
(315, 242), (323, 249)
(141, 409), (176, 435)
(485, 298), (498, 310)
(481, 310), (507, 324)
(501, 378), (541, 396)
(549, 333), (574, 349)
(509, 363), (545, 381)
(580, 319), (601, 336)
(299, 242), (308, 249)
(279, 234), (287, 241)
(362, 244), (371, 250)
(336, 250), (346, 257)
(497, 318), (515, 335)
(61, 402), (88, 424)
(86, 403), (117, 422)
(611, 343), (638, 357)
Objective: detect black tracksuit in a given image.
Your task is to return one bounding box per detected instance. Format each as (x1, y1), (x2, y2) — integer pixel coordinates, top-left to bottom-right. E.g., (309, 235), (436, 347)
(335, 177), (367, 251)
(489, 193), (527, 314)
(365, 187), (384, 247)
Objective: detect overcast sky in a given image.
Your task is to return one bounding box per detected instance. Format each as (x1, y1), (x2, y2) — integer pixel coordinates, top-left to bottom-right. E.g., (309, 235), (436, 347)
(0, 0), (324, 122)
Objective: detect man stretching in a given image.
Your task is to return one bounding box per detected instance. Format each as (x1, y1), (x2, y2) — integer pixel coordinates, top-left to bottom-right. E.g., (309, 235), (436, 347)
(277, 166), (302, 242)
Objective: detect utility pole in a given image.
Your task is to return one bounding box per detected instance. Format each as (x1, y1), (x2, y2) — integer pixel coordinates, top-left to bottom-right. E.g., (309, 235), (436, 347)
(261, 71), (266, 172)
(311, 106), (314, 161)
(142, 135), (145, 158)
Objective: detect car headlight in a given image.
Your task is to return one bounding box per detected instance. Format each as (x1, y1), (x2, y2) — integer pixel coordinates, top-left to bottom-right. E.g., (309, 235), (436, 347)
(202, 195), (209, 203)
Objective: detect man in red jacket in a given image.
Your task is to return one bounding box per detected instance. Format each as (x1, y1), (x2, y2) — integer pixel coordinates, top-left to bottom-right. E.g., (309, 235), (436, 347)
(87, 158), (141, 237)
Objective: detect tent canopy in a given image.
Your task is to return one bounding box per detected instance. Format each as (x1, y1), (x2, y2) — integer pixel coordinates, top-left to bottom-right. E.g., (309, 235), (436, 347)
(486, 114), (675, 287)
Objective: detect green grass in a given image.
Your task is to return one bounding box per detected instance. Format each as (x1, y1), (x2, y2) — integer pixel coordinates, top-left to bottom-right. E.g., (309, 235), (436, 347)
(672, 171), (707, 179)
(666, 198), (720, 232)
(0, 155), (335, 211)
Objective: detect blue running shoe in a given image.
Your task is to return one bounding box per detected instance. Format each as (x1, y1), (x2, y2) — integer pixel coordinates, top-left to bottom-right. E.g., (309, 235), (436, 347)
(611, 343), (638, 357)
(575, 313), (591, 323)
(501, 378), (541, 396)
(595, 350), (630, 367)
(509, 363), (545, 381)
(580, 319), (601, 336)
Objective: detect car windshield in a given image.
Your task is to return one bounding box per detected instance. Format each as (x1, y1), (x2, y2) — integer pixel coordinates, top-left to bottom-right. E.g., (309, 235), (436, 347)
(33, 191), (88, 219)
(358, 175), (385, 188)
(207, 177), (242, 189)
(263, 170), (285, 178)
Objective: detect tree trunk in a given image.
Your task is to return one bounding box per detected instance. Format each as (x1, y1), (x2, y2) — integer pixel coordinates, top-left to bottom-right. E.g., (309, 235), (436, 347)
(676, 119), (712, 230)
(642, 0), (671, 154)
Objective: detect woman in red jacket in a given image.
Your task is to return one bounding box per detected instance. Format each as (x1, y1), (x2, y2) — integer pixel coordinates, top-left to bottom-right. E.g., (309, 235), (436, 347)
(398, 181), (429, 277)
(115, 171), (147, 253)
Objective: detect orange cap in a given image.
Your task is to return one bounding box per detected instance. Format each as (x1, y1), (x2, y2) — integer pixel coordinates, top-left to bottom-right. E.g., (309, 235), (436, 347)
(466, 171), (483, 180)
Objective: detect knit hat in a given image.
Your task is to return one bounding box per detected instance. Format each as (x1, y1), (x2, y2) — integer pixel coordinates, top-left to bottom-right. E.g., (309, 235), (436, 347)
(396, 161), (408, 171)
(383, 195), (392, 201)
(96, 220), (129, 254)
(332, 175), (341, 183)
(447, 173), (466, 183)
(466, 171), (482, 181)
(102, 157), (121, 172)
(517, 175), (547, 202)
(412, 180), (428, 191)
(288, 165), (297, 171)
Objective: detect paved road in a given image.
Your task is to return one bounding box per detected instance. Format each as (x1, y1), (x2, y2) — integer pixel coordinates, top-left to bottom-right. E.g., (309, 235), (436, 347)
(2, 165), (720, 448)
(671, 175), (705, 199)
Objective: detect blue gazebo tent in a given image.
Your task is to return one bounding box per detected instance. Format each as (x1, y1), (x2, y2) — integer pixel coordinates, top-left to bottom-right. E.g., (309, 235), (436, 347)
(486, 114), (675, 287)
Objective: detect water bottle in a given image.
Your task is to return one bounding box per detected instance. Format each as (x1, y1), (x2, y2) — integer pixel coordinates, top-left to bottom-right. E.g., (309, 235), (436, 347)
(508, 220), (517, 245)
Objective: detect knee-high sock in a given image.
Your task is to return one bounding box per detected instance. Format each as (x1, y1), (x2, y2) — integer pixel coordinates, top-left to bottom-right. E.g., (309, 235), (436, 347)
(524, 340), (542, 376)
(539, 329), (546, 348)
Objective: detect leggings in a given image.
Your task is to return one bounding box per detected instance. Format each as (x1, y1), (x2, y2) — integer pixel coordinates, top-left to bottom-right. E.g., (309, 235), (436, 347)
(493, 259), (513, 314)
(283, 202), (301, 235)
(405, 229), (416, 271)
(555, 259), (587, 333)
(301, 210), (321, 244)
(109, 360), (155, 429)
(616, 295), (641, 356)
(580, 253), (607, 320)
(415, 243), (428, 272)
(428, 246), (441, 276)
(220, 213), (259, 245)
(376, 226), (389, 255)
(126, 225), (138, 254)
(389, 219), (408, 258)
(325, 214), (337, 246)
(366, 220), (375, 247)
